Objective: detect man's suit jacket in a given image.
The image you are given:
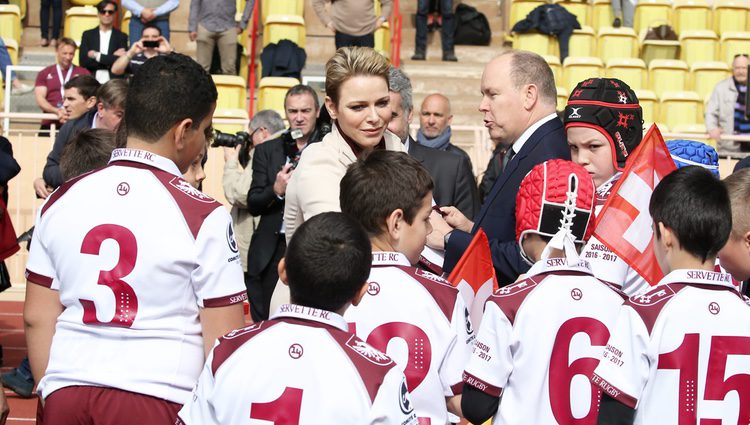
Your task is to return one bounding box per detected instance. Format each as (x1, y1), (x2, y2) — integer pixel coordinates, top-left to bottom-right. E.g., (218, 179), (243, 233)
(407, 137), (479, 219)
(444, 117), (570, 285)
(79, 27), (129, 78)
(246, 137), (286, 277)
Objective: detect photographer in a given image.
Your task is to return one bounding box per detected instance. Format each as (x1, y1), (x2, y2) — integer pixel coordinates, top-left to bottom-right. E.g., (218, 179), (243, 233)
(111, 22), (173, 77)
(245, 84), (324, 322)
(221, 109), (284, 275)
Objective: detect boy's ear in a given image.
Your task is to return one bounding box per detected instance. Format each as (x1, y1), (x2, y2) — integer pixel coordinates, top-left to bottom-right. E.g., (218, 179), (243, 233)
(173, 118), (193, 151)
(657, 222), (674, 248)
(351, 281), (369, 307)
(386, 209), (405, 240)
(743, 230), (750, 250)
(277, 257), (289, 287)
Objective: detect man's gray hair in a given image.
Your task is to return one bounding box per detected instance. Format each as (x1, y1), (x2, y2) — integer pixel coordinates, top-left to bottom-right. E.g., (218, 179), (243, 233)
(388, 66), (413, 113)
(250, 109), (285, 134)
(500, 50), (557, 105)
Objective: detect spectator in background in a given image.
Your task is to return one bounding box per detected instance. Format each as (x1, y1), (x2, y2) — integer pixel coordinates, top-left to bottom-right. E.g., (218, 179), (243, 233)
(0, 38), (33, 95)
(62, 75), (101, 124)
(79, 0), (129, 84)
(122, 0), (179, 45)
(706, 53), (750, 156)
(111, 24), (173, 77)
(223, 109), (284, 278)
(189, 0), (255, 75)
(312, 0), (392, 49)
(412, 0), (457, 62)
(34, 38), (90, 134)
(388, 67), (479, 219)
(611, 0), (635, 27)
(39, 0), (62, 47)
(417, 94), (472, 167)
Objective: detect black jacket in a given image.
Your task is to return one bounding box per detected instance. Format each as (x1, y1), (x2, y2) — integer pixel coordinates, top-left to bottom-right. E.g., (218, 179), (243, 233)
(259, 39), (306, 80)
(79, 27), (129, 79)
(0, 137), (20, 205)
(43, 109), (97, 188)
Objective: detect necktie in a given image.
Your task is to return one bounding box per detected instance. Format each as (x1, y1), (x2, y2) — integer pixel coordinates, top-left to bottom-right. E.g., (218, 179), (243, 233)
(502, 148), (516, 171)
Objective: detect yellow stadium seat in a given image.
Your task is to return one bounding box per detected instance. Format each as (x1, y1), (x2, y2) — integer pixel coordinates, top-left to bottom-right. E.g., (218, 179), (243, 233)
(70, 0), (100, 5)
(0, 4), (22, 43)
(557, 86), (569, 111)
(634, 0), (672, 34)
(510, 0), (546, 27)
(544, 55), (562, 84)
(690, 61), (731, 100)
(713, 0), (750, 35)
(374, 21), (390, 59)
(556, 0), (591, 27)
(592, 0), (614, 31)
(514, 32), (554, 56)
(639, 28), (680, 64)
(2, 37), (18, 65)
(213, 75), (248, 110)
(679, 30), (718, 65)
(597, 27), (639, 62)
(672, 0), (711, 33)
(261, 0), (303, 25)
(562, 56), (604, 92)
(671, 123), (711, 146)
(719, 31), (750, 64)
(606, 58), (647, 90)
(263, 15), (306, 48)
(64, 6), (99, 45)
(649, 59), (689, 97)
(213, 108), (249, 134)
(645, 122), (669, 133)
(239, 47), (248, 81)
(257, 77), (299, 117)
(121, 10), (131, 36)
(570, 26), (597, 57)
(635, 89), (658, 123)
(660, 90), (703, 128)
(8, 0), (25, 20)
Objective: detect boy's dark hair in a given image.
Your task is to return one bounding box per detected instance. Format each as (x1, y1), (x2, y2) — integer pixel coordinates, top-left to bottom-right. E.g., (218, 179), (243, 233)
(340, 150), (434, 236)
(285, 212), (372, 312)
(649, 166), (732, 262)
(60, 128), (116, 181)
(64, 75), (101, 100)
(124, 53), (217, 143)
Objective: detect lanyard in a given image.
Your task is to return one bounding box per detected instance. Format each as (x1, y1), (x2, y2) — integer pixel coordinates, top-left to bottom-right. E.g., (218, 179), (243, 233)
(56, 64), (73, 104)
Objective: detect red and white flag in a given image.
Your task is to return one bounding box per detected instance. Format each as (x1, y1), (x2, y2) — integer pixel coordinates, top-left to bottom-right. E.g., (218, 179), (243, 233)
(594, 124), (677, 286)
(447, 229), (498, 327)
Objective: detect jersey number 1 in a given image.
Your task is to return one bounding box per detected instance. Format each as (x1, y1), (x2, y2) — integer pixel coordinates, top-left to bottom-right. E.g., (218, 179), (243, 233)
(78, 224), (139, 328)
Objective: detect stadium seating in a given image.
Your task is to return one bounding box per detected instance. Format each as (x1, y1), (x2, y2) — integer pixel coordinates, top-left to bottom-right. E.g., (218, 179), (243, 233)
(719, 32), (750, 64)
(672, 0), (712, 33)
(562, 56), (604, 92)
(634, 0), (672, 34)
(213, 75), (248, 110)
(121, 10), (131, 35)
(592, 0), (614, 31)
(261, 0), (303, 25)
(257, 77), (299, 117)
(649, 59), (689, 97)
(544, 55), (562, 84)
(2, 37), (18, 66)
(556, 0), (591, 27)
(64, 6), (99, 47)
(0, 4), (22, 43)
(645, 122), (669, 133)
(263, 15), (306, 48)
(640, 29), (680, 64)
(712, 0), (750, 35)
(374, 21), (391, 59)
(659, 90), (703, 128)
(7, 0), (25, 20)
(70, 0), (100, 5)
(213, 108), (250, 134)
(597, 27), (639, 63)
(569, 26), (597, 57)
(556, 86), (569, 111)
(606, 58), (648, 90)
(690, 61), (731, 100)
(679, 30), (719, 65)
(635, 89), (658, 123)
(671, 123), (711, 146)
(510, 0), (546, 27)
(514, 32), (553, 56)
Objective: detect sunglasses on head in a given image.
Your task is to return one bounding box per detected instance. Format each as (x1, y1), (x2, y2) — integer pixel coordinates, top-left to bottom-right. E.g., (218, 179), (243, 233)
(99, 9), (116, 15)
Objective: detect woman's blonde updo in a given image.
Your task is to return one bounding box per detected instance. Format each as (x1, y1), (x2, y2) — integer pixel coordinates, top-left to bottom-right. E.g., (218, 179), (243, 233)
(325, 46), (390, 106)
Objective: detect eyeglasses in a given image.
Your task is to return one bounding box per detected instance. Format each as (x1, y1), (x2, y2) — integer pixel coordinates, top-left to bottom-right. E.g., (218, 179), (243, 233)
(99, 9), (116, 15)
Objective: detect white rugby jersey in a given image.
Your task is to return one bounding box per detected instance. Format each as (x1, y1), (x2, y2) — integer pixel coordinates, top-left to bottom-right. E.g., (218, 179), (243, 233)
(592, 269), (750, 425)
(463, 257), (626, 425)
(177, 304), (419, 425)
(580, 173), (650, 296)
(25, 148), (247, 404)
(344, 252), (474, 425)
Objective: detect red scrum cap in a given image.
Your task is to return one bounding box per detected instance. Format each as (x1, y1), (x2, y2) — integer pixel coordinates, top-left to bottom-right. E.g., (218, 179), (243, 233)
(516, 160), (596, 264)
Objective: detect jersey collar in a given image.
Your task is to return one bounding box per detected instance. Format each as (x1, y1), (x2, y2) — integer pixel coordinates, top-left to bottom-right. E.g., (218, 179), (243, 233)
(271, 304), (348, 331)
(658, 269), (735, 290)
(109, 148), (182, 177)
(526, 257), (594, 278)
(371, 251), (411, 267)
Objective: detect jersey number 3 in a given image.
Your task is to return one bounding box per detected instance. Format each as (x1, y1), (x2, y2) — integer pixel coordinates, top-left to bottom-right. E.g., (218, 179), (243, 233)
(78, 224), (139, 328)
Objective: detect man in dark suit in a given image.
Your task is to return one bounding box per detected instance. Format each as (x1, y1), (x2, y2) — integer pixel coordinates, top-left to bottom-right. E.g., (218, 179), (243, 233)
(246, 85), (321, 322)
(387, 67), (479, 219)
(429, 51), (571, 285)
(79, 0), (129, 83)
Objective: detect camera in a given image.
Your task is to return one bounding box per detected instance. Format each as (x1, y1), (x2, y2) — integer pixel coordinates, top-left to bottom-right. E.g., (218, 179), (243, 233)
(142, 40), (160, 48)
(211, 130), (251, 148)
(282, 128), (304, 169)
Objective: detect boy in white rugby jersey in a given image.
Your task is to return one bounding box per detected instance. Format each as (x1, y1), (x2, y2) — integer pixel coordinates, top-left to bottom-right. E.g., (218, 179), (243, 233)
(564, 77), (648, 296)
(719, 168), (750, 289)
(461, 159), (627, 425)
(592, 166), (750, 425)
(178, 212), (418, 425)
(340, 150), (474, 424)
